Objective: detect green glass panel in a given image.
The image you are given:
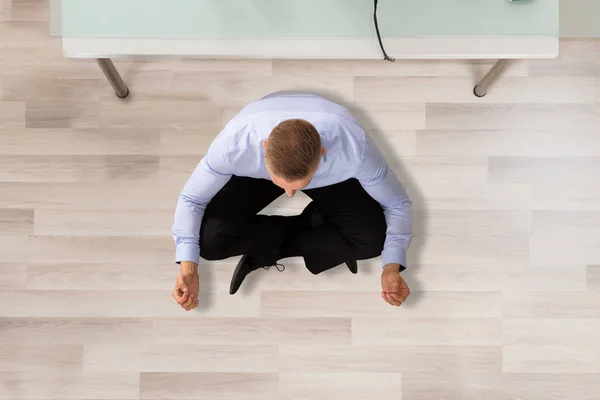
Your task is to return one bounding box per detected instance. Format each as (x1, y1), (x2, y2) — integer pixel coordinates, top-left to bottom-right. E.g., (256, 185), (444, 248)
(52, 0), (559, 38)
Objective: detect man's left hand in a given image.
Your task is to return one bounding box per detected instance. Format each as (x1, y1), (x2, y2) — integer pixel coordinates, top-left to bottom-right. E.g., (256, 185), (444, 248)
(381, 263), (410, 306)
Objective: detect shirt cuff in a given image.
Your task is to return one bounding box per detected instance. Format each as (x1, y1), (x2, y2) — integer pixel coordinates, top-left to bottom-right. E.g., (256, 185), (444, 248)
(381, 247), (407, 271)
(175, 243), (200, 264)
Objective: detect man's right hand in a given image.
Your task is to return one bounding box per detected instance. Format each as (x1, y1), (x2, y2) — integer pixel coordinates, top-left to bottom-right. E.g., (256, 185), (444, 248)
(173, 262), (199, 311)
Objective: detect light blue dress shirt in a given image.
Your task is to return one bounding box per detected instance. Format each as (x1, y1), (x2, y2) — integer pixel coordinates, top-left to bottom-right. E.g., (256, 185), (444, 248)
(173, 92), (412, 268)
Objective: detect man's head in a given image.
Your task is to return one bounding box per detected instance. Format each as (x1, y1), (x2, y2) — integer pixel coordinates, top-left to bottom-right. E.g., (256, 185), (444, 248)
(264, 119), (325, 197)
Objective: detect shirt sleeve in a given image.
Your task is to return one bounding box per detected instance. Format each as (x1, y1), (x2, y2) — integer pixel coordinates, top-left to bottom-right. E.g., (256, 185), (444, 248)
(172, 142), (232, 264)
(355, 135), (412, 269)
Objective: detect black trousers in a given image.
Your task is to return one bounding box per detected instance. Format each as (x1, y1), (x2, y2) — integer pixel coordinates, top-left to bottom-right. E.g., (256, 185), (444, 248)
(199, 176), (386, 274)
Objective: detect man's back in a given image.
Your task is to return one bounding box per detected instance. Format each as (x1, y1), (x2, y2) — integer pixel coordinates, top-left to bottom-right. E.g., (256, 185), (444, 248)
(210, 92), (369, 188)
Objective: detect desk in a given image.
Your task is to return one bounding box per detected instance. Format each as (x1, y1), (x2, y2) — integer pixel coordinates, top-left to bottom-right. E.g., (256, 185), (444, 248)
(53, 0), (559, 98)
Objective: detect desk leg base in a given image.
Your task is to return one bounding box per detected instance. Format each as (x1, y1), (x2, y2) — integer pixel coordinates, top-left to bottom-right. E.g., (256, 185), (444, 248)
(474, 59), (511, 98)
(96, 58), (130, 99)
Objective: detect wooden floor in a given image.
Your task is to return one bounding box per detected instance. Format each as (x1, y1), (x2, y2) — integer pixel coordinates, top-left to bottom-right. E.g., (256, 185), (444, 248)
(2, 1), (600, 399)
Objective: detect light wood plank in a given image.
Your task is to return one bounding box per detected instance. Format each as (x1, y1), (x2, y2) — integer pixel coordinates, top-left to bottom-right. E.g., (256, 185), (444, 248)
(426, 104), (600, 130)
(129, 70), (353, 103)
(413, 210), (531, 237)
(3, 1), (47, 22)
(152, 317), (350, 345)
(407, 264), (587, 292)
(416, 129), (600, 157)
(503, 292), (600, 318)
(0, 155), (94, 183)
(0, 208), (32, 234)
(0, 371), (139, 400)
(118, 58), (273, 74)
(531, 210), (600, 264)
(489, 157), (600, 184)
(34, 209), (173, 236)
(99, 100), (219, 129)
(501, 373), (600, 400)
(503, 345), (600, 373)
(0, 262), (26, 289)
(139, 372), (278, 400)
(588, 265), (600, 292)
(0, 155), (161, 183)
(407, 234), (529, 265)
(355, 76), (596, 104)
(0, 46), (100, 78)
(367, 129), (416, 158)
(411, 182), (532, 211)
(1, 76), (101, 102)
(0, 235), (27, 262)
(158, 155), (205, 184)
(84, 344), (278, 373)
(0, 317), (154, 345)
(26, 99), (99, 128)
(0, 290), (259, 317)
(0, 100), (25, 127)
(533, 210), (600, 237)
(401, 373), (503, 400)
(0, 344), (82, 372)
(0, 128), (161, 155)
(26, 263), (173, 290)
(27, 236), (173, 264)
(261, 291), (501, 318)
(159, 127), (220, 155)
(392, 156), (489, 184)
(279, 373), (403, 400)
(530, 232), (600, 264)
(348, 102), (426, 130)
(0, 182), (181, 209)
(503, 319), (600, 346)
(352, 318), (501, 346)
(402, 373), (600, 400)
(533, 184), (600, 210)
(0, 0), (11, 22)
(279, 345), (501, 373)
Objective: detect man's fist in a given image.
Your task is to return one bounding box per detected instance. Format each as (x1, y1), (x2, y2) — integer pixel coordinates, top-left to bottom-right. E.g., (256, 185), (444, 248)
(173, 270), (199, 311)
(381, 263), (410, 307)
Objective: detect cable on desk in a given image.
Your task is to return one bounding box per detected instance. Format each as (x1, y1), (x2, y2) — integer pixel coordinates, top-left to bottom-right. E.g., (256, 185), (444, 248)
(374, 0), (395, 62)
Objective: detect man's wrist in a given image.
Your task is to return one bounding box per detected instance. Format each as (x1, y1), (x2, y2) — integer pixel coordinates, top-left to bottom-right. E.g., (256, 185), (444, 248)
(383, 263), (401, 273)
(179, 261), (198, 274)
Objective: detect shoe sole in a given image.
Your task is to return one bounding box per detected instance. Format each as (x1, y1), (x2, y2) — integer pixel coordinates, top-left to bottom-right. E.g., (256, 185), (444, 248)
(346, 260), (358, 274)
(229, 255), (249, 295)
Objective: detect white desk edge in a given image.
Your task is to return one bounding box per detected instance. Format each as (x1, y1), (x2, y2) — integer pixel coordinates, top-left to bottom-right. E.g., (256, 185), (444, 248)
(63, 36), (559, 60)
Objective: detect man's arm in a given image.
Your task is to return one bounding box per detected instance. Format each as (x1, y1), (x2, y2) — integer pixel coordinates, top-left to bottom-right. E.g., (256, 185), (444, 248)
(355, 135), (412, 270)
(172, 149), (232, 264)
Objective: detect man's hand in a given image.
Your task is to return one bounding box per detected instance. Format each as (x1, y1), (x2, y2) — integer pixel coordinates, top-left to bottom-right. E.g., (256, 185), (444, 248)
(381, 263), (410, 307)
(173, 262), (199, 311)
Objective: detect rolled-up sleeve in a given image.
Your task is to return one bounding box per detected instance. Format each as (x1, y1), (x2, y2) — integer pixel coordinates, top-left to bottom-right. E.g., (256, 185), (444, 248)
(172, 143), (232, 264)
(355, 136), (412, 269)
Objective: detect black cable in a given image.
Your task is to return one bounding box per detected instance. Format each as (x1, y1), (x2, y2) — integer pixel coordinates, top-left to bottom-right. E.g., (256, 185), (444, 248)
(373, 0), (395, 62)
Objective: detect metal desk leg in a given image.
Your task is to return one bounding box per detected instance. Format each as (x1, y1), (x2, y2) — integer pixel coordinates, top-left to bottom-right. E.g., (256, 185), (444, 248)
(96, 58), (130, 98)
(473, 59), (511, 98)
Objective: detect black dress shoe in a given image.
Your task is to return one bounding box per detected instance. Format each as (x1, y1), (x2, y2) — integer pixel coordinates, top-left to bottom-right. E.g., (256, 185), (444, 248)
(346, 260), (358, 274)
(229, 255), (285, 295)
